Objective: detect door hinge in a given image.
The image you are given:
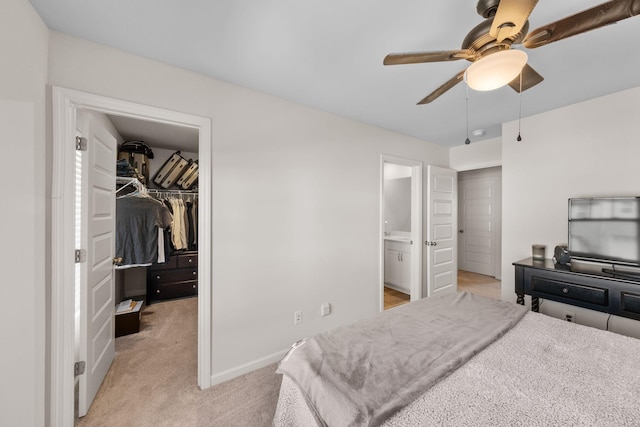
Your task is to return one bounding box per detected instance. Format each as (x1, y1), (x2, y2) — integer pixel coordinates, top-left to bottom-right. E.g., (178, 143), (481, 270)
(75, 249), (86, 263)
(75, 136), (87, 151)
(74, 361), (86, 377)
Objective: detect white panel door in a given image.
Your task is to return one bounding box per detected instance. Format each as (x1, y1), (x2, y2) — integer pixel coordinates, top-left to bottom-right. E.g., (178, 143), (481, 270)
(426, 166), (457, 296)
(77, 111), (117, 417)
(458, 178), (496, 276)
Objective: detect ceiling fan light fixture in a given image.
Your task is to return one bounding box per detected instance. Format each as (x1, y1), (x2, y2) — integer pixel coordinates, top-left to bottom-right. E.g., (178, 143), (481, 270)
(465, 50), (528, 91)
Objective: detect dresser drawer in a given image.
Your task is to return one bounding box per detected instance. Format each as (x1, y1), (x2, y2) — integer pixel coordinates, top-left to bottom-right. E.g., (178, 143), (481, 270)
(621, 291), (640, 316)
(146, 251), (199, 304)
(148, 256), (178, 271)
(530, 276), (608, 306)
(148, 268), (197, 284)
(149, 280), (198, 300)
(177, 253), (198, 268)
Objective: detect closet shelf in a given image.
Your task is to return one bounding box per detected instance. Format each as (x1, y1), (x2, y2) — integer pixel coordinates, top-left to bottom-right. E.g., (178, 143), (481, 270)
(147, 188), (198, 200)
(116, 176), (147, 195)
(147, 188), (198, 194)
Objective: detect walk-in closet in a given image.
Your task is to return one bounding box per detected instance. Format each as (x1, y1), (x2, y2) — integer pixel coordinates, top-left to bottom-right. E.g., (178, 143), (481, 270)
(75, 109), (201, 422)
(112, 116), (200, 322)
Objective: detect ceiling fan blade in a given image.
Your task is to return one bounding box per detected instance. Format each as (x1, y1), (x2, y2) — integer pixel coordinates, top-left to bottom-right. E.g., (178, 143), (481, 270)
(524, 0), (640, 49)
(490, 0), (539, 42)
(417, 70), (466, 105)
(507, 64), (544, 93)
(384, 50), (475, 66)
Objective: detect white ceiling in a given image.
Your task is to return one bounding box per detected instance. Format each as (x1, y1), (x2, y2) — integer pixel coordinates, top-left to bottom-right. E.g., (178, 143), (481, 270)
(108, 114), (199, 152)
(30, 0), (640, 147)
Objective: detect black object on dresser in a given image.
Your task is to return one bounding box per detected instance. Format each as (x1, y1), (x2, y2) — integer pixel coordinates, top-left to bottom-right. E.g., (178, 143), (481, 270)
(147, 251), (198, 304)
(514, 257), (640, 321)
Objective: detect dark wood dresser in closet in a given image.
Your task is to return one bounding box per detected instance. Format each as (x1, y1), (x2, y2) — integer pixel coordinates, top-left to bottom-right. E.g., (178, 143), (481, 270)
(146, 251), (198, 304)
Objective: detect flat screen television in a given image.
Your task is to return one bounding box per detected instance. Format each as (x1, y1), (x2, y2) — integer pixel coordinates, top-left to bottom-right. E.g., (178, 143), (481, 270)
(568, 197), (640, 267)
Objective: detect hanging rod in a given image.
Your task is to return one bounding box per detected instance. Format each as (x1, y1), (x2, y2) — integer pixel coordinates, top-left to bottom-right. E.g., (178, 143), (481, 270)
(147, 188), (198, 194)
(146, 188), (198, 200)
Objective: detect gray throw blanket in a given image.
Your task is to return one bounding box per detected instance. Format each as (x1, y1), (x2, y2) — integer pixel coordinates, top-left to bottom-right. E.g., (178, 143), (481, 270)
(276, 291), (528, 426)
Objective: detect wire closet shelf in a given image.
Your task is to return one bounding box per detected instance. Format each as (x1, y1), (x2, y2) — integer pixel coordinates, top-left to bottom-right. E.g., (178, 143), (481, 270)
(146, 187), (198, 201)
(116, 177), (197, 200)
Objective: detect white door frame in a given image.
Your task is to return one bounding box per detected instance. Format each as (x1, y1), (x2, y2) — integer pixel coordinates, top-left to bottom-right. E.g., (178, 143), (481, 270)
(380, 155), (423, 310)
(50, 87), (212, 426)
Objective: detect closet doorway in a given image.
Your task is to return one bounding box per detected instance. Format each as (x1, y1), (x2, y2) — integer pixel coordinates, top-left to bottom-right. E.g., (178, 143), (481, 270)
(51, 87), (212, 427)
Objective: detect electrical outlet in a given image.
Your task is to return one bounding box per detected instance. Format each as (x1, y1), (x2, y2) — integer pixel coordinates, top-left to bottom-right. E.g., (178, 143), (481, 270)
(294, 310), (302, 325)
(564, 312), (575, 323)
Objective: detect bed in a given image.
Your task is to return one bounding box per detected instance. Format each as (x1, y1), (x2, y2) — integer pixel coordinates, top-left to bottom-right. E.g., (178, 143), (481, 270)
(274, 291), (640, 426)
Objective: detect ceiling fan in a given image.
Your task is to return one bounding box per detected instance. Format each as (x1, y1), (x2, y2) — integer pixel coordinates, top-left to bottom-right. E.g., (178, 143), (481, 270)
(384, 0), (640, 104)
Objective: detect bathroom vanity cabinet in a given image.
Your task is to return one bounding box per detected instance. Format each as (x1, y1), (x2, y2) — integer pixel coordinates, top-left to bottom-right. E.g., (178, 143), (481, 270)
(384, 239), (411, 294)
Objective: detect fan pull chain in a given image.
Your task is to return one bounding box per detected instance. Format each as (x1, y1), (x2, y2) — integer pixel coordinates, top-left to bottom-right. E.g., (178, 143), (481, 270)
(517, 71), (523, 142)
(465, 83), (471, 145)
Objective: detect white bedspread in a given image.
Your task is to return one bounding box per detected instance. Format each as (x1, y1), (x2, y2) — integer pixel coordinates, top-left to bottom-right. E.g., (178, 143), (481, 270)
(274, 311), (640, 426)
(276, 292), (527, 426)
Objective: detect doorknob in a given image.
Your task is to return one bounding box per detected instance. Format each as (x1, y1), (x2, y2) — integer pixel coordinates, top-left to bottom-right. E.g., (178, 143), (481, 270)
(459, 229), (464, 233)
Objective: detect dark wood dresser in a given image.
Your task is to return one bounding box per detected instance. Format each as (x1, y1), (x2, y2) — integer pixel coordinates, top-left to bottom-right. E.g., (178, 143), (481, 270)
(147, 251), (198, 304)
(514, 257), (640, 321)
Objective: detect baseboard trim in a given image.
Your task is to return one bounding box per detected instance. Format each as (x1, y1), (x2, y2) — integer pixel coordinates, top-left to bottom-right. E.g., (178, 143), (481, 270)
(209, 348), (289, 386)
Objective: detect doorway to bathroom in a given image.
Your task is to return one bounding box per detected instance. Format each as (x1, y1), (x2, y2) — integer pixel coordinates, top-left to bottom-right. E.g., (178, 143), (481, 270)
(380, 156), (422, 310)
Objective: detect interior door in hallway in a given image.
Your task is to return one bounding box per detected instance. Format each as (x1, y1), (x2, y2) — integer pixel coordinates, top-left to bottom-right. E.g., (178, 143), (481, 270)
(458, 167), (501, 278)
(426, 165), (457, 297)
(77, 110), (117, 417)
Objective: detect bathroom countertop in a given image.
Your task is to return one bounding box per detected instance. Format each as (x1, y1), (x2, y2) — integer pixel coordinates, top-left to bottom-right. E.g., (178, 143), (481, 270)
(384, 235), (412, 243)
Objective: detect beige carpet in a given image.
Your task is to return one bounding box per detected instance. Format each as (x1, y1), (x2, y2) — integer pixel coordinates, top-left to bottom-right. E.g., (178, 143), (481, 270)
(76, 298), (282, 427)
(78, 272), (500, 426)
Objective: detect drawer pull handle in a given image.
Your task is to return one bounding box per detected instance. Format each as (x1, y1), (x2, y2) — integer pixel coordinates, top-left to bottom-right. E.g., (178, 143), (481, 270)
(156, 275), (161, 280)
(562, 288), (569, 294)
(192, 284), (196, 288)
(193, 271), (196, 275)
(156, 289), (160, 294)
(188, 259), (193, 263)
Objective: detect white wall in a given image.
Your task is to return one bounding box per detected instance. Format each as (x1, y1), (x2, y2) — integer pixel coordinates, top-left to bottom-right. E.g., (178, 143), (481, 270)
(502, 86), (640, 333)
(0, 0), (49, 425)
(47, 32), (449, 382)
(449, 137), (501, 171)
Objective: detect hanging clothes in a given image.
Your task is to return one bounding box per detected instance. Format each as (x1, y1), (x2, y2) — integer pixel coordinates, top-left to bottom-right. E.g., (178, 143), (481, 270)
(191, 198), (198, 249)
(186, 201), (195, 249)
(182, 199), (189, 249)
(115, 195), (172, 267)
(169, 198), (186, 250)
(146, 190), (198, 252)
